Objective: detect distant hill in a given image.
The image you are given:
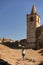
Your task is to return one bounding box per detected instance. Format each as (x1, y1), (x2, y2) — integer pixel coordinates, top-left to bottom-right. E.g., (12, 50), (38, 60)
(0, 38), (14, 43)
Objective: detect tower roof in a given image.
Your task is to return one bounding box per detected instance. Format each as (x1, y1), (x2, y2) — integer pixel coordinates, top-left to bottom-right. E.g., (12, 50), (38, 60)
(31, 5), (37, 14)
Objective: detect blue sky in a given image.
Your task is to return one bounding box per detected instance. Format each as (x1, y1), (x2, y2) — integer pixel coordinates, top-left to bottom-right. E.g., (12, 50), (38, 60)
(0, 0), (43, 41)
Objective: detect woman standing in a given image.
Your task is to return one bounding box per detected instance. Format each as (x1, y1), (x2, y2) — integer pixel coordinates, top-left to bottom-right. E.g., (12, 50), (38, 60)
(22, 48), (25, 60)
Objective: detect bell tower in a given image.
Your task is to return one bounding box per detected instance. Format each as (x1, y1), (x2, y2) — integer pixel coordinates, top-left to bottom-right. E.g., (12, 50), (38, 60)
(27, 5), (40, 48)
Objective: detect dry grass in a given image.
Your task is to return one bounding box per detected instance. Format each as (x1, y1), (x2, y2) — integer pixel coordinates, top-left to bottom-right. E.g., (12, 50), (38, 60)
(0, 44), (43, 65)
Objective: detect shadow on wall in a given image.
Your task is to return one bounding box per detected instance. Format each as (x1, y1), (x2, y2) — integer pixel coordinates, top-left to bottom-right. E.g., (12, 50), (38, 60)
(0, 59), (11, 65)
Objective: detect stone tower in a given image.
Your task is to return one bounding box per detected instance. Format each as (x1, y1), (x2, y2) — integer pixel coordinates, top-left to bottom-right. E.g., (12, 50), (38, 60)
(27, 5), (40, 48)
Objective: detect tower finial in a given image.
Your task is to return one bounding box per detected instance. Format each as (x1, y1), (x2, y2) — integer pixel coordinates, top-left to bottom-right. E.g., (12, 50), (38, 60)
(31, 5), (36, 14)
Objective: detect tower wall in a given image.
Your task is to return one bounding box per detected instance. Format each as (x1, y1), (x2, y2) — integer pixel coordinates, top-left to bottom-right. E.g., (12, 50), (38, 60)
(27, 15), (36, 48)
